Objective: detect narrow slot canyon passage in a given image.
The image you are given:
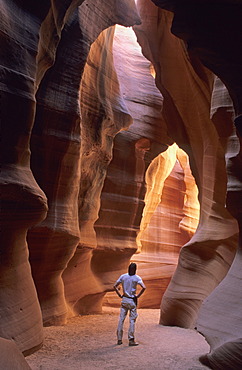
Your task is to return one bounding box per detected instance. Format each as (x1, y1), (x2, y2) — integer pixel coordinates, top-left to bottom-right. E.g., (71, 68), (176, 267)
(1, 1), (242, 369)
(26, 24), (205, 370)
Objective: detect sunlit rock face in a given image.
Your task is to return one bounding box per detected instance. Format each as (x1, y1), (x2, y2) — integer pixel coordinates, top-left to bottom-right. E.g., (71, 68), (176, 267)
(62, 25), (134, 315)
(29, 0), (141, 321)
(28, 0), (139, 326)
(134, 0), (239, 329)
(135, 1), (242, 367)
(98, 26), (199, 310)
(62, 15), (148, 315)
(63, 24), (172, 313)
(1, 0), (242, 364)
(134, 144), (199, 308)
(144, 1), (242, 366)
(97, 25), (177, 309)
(0, 0), (140, 354)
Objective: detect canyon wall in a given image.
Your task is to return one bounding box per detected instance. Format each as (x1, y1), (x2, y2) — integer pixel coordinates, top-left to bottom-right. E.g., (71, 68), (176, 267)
(1, 0), (242, 368)
(134, 0), (239, 329)
(0, 0), (141, 355)
(136, 0), (242, 368)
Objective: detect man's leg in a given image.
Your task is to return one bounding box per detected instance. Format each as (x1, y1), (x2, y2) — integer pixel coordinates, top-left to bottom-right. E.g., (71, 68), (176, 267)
(128, 305), (138, 345)
(117, 304), (128, 344)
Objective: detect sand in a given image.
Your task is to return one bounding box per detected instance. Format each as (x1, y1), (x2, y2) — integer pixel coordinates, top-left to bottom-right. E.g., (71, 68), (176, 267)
(26, 307), (210, 370)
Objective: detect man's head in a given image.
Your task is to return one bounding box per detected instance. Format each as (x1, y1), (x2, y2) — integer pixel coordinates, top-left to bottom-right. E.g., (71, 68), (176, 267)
(128, 263), (137, 276)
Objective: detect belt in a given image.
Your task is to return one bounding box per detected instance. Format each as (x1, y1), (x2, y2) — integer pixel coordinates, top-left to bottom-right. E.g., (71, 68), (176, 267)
(123, 295), (137, 305)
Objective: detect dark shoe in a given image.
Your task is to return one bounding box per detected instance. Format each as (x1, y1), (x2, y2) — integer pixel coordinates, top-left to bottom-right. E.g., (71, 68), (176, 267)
(129, 339), (139, 346)
(117, 340), (123, 345)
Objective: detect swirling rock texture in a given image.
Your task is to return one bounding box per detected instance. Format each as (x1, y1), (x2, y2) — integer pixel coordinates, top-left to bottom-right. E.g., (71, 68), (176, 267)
(134, 143), (199, 308)
(28, 0), (139, 326)
(1, 0), (50, 356)
(196, 79), (242, 367)
(62, 25), (134, 315)
(63, 23), (172, 313)
(151, 0), (242, 125)
(134, 0), (239, 330)
(0, 0), (140, 356)
(30, 0), (141, 324)
(134, 0), (242, 368)
(199, 338), (242, 370)
(1, 1), (242, 368)
(1, 0), (92, 355)
(95, 25), (193, 309)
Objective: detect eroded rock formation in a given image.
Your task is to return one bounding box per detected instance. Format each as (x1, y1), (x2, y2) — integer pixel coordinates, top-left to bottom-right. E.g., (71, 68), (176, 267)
(0, 338), (31, 370)
(199, 338), (242, 370)
(0, 0), (141, 354)
(134, 0), (239, 329)
(134, 1), (242, 368)
(62, 24), (135, 315)
(1, 1), (242, 367)
(196, 79), (242, 359)
(133, 143), (199, 308)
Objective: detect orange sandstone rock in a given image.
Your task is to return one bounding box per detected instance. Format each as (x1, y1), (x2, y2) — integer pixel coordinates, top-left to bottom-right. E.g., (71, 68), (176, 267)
(134, 0), (239, 328)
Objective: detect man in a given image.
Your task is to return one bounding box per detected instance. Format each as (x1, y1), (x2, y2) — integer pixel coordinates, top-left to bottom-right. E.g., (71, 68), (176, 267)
(114, 262), (146, 346)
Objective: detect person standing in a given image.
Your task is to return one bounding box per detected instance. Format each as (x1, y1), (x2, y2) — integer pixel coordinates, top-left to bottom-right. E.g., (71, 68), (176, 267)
(114, 263), (146, 346)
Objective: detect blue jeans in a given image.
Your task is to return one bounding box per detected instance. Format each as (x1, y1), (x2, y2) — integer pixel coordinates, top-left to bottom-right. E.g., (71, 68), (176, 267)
(117, 297), (138, 341)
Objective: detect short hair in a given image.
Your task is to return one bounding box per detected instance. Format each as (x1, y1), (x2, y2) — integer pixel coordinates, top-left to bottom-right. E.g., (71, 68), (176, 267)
(128, 263), (137, 276)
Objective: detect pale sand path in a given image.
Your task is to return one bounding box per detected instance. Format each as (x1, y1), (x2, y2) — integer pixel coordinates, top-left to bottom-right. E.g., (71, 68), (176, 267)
(26, 308), (210, 370)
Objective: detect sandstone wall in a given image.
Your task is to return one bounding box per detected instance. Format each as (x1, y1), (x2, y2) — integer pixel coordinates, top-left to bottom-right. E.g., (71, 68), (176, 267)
(97, 26), (195, 309)
(133, 144), (199, 308)
(134, 0), (239, 329)
(28, 0), (139, 326)
(0, 0), (140, 354)
(136, 1), (242, 368)
(1, 1), (242, 366)
(196, 79), (242, 348)
(62, 24), (134, 315)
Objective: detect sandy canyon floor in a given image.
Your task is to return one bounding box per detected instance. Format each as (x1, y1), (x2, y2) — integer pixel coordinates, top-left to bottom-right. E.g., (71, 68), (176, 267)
(26, 307), (210, 370)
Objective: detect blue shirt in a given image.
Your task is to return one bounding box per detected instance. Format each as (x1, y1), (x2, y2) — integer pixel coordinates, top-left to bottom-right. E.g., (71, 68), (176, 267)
(115, 273), (146, 298)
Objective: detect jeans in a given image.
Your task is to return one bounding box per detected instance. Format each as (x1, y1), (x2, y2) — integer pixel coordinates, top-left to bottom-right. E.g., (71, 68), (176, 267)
(117, 297), (138, 341)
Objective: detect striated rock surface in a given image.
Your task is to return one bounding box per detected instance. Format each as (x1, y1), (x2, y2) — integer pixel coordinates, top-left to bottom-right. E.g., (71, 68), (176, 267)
(146, 1), (242, 366)
(200, 338), (242, 370)
(28, 0), (139, 326)
(196, 80), (242, 354)
(1, 0), (49, 354)
(0, 0), (140, 353)
(135, 1), (242, 367)
(28, 6), (84, 327)
(97, 25), (181, 309)
(133, 144), (199, 308)
(0, 338), (31, 370)
(62, 9), (141, 314)
(151, 0), (242, 118)
(62, 25), (133, 315)
(134, 0), (239, 328)
(29, 0), (140, 321)
(63, 22), (171, 313)
(1, 0), (242, 364)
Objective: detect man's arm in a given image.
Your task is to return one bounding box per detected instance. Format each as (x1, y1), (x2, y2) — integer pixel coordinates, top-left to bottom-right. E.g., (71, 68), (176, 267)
(136, 286), (146, 298)
(113, 282), (122, 298)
